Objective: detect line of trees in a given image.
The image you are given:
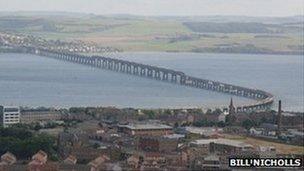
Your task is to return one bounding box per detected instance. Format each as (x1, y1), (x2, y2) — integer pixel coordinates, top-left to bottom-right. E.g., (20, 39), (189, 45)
(0, 126), (57, 160)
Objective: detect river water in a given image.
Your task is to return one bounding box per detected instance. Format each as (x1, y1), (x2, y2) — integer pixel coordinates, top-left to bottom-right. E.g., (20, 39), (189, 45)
(0, 52), (303, 112)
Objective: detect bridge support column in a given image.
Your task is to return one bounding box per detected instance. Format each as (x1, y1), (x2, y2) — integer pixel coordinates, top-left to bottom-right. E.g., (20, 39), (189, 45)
(171, 74), (177, 83)
(140, 68), (146, 76)
(133, 66), (139, 75)
(155, 71), (161, 80)
(180, 75), (186, 85)
(102, 60), (107, 68)
(147, 69), (153, 78)
(162, 72), (168, 81)
(126, 65), (131, 73)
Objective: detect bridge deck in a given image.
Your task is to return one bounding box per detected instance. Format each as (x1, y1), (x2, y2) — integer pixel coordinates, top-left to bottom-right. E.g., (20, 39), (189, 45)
(9, 46), (275, 112)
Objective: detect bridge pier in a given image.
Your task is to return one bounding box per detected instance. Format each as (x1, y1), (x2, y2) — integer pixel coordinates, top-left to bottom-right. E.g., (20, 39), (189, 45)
(133, 66), (139, 75)
(162, 72), (168, 81)
(154, 71), (161, 80)
(127, 64), (132, 73)
(113, 61), (119, 71)
(28, 48), (274, 112)
(171, 74), (177, 83)
(147, 69), (153, 78)
(119, 63), (125, 72)
(140, 68), (146, 76)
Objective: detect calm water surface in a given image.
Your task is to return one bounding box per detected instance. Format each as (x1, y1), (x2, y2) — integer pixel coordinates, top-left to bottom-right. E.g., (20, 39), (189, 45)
(0, 52), (303, 111)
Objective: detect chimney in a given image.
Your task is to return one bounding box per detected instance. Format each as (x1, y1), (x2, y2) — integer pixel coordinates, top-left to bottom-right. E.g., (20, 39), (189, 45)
(277, 100), (282, 136)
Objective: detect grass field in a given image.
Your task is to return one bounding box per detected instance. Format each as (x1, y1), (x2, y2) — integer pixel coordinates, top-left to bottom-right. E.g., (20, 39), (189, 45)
(0, 13), (303, 54)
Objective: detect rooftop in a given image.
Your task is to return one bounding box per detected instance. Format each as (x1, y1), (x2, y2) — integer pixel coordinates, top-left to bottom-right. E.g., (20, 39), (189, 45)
(204, 154), (220, 161)
(32, 150), (47, 164)
(118, 123), (172, 130)
(163, 134), (185, 139)
(185, 127), (223, 135)
(64, 155), (77, 164)
(88, 155), (110, 168)
(1, 152), (17, 165)
(191, 138), (252, 148)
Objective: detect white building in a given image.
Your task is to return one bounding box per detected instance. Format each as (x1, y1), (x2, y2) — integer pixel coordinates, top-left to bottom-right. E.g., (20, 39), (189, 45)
(0, 106), (20, 127)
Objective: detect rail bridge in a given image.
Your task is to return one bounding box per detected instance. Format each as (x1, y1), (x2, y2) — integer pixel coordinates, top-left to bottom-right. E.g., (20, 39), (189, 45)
(20, 46), (274, 112)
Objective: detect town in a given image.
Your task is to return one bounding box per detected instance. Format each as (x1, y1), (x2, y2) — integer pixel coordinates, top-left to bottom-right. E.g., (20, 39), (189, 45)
(0, 32), (120, 54)
(0, 2), (303, 170)
(0, 99), (303, 171)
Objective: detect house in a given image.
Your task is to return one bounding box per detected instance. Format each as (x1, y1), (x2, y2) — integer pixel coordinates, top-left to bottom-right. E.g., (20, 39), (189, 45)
(127, 154), (140, 169)
(32, 150), (48, 164)
(88, 155), (110, 171)
(27, 150), (49, 171)
(0, 152), (17, 165)
(0, 152), (17, 171)
(64, 155), (77, 165)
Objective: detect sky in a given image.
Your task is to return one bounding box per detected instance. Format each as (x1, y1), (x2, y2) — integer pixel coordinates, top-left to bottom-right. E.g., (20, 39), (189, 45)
(0, 0), (303, 17)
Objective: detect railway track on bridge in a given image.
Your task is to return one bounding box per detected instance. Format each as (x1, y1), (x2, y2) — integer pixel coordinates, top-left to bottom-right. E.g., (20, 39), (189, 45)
(4, 46), (275, 112)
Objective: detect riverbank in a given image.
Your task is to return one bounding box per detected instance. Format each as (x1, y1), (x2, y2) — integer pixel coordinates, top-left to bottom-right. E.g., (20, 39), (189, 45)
(0, 13), (302, 56)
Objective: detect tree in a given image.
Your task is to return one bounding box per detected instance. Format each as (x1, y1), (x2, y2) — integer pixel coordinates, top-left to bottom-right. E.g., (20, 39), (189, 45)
(174, 122), (179, 128)
(242, 119), (255, 130)
(0, 127), (56, 159)
(206, 109), (212, 115)
(143, 110), (156, 119)
(217, 121), (226, 127)
(212, 108), (222, 115)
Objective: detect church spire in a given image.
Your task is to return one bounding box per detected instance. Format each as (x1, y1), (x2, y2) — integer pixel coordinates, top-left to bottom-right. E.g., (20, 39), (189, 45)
(230, 98), (233, 107)
(229, 98), (236, 114)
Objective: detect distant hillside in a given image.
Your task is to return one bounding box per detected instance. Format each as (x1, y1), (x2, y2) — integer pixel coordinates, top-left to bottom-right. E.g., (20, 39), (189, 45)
(183, 22), (277, 33)
(0, 12), (302, 55)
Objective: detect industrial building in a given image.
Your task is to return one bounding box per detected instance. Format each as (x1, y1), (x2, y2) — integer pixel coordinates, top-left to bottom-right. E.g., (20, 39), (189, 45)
(0, 106), (20, 127)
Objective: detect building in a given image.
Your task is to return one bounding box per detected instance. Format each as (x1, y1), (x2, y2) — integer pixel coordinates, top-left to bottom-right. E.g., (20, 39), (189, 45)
(32, 150), (48, 164)
(201, 154), (220, 170)
(142, 152), (166, 170)
(228, 98), (236, 115)
(27, 150), (50, 171)
(138, 136), (179, 153)
(20, 108), (62, 124)
(0, 106), (20, 127)
(117, 123), (173, 136)
(185, 127), (223, 138)
(88, 155), (110, 171)
(0, 152), (17, 165)
(63, 155), (77, 165)
(0, 152), (17, 171)
(190, 138), (253, 155)
(127, 154), (140, 169)
(249, 127), (264, 136)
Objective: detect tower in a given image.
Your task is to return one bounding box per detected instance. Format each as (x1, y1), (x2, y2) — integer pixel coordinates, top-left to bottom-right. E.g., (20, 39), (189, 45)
(228, 98), (236, 115)
(276, 100), (282, 136)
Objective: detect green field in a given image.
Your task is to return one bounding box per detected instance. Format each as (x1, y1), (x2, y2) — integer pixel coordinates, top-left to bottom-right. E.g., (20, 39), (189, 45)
(0, 13), (303, 54)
